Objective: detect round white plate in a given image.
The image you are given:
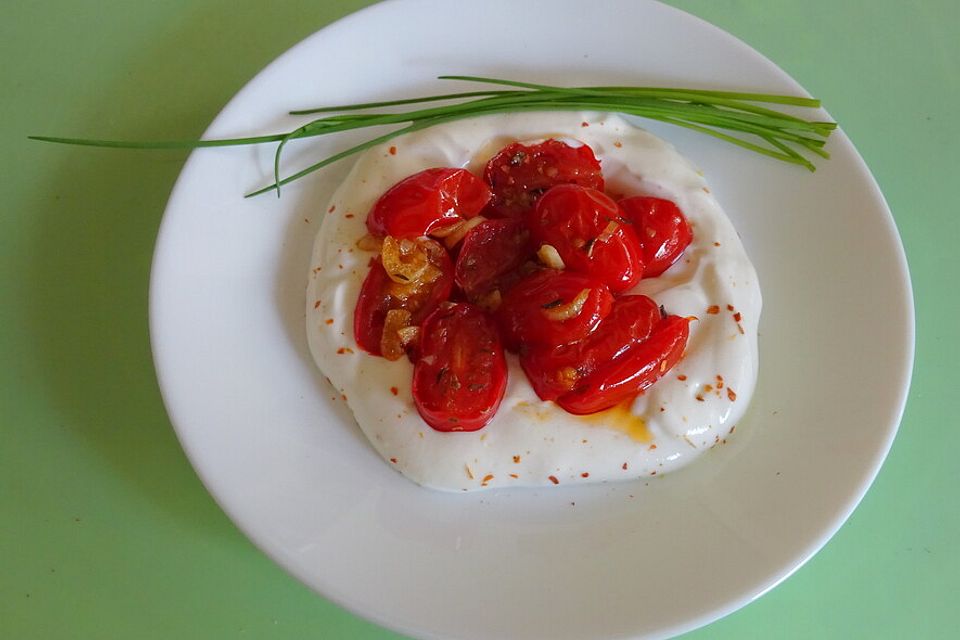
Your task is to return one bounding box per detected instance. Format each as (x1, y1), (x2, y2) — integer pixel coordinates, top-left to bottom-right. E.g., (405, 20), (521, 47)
(150, 1), (914, 638)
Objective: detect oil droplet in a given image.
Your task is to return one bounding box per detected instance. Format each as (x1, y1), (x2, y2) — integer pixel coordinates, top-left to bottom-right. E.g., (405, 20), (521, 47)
(578, 401), (651, 442)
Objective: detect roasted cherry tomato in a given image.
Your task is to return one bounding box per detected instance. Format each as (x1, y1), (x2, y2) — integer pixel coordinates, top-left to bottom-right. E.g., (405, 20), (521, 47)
(366, 168), (491, 239)
(496, 269), (614, 351)
(454, 218), (534, 305)
(618, 196), (692, 277)
(483, 139), (604, 217)
(557, 315), (690, 414)
(528, 184), (644, 292)
(353, 237), (453, 357)
(412, 303), (507, 432)
(520, 295), (661, 401)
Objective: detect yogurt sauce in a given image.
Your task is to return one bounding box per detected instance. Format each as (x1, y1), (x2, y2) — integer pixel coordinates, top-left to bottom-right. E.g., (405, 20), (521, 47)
(306, 112), (761, 491)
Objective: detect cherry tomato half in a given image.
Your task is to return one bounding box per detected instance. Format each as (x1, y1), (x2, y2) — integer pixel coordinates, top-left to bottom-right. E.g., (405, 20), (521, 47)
(353, 237), (453, 357)
(528, 184), (644, 292)
(483, 139), (604, 218)
(618, 196), (692, 278)
(412, 303), (507, 432)
(520, 295), (662, 401)
(454, 218), (534, 304)
(366, 168), (491, 239)
(496, 269), (614, 351)
(556, 315), (690, 414)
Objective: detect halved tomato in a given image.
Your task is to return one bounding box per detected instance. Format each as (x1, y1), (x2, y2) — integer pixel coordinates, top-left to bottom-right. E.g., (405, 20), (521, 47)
(528, 184), (644, 292)
(412, 303), (507, 432)
(520, 295), (662, 401)
(496, 269), (614, 351)
(618, 196), (692, 278)
(366, 168), (490, 239)
(557, 315), (690, 414)
(483, 139), (603, 217)
(454, 218), (534, 306)
(353, 237), (453, 358)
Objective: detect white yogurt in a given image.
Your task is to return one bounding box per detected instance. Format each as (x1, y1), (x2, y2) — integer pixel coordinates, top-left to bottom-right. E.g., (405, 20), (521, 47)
(306, 112), (761, 491)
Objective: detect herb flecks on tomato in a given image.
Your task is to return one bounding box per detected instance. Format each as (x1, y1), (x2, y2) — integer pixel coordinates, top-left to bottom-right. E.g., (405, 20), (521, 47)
(366, 168), (490, 239)
(412, 303), (507, 432)
(483, 140), (603, 218)
(529, 184), (644, 292)
(618, 196), (692, 278)
(454, 218), (534, 307)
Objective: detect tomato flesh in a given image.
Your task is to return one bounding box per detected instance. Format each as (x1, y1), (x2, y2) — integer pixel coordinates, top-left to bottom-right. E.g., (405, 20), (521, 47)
(366, 168), (491, 239)
(454, 218), (534, 304)
(353, 237), (453, 357)
(529, 184), (644, 292)
(520, 295), (662, 401)
(483, 140), (604, 218)
(412, 303), (507, 432)
(618, 196), (692, 277)
(496, 269), (614, 351)
(557, 315), (690, 414)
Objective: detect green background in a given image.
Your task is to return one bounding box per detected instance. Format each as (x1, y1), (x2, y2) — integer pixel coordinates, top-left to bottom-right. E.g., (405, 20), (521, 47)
(2, 0), (956, 637)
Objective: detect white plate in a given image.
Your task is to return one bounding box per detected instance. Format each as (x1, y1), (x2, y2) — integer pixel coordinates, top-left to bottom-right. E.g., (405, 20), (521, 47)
(150, 1), (914, 638)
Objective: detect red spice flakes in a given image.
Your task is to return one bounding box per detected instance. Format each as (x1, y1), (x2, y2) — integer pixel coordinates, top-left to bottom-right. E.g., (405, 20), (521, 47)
(388, 145), (397, 155)
(509, 473), (519, 479)
(336, 347), (354, 355)
(512, 455), (521, 464)
(313, 300), (322, 309)
(390, 457), (398, 464)
(345, 213), (355, 219)
(581, 121), (590, 127)
(328, 204), (336, 213)
(727, 387), (737, 401)
(715, 374), (724, 389)
(481, 474), (494, 487)
(579, 472), (589, 478)
(613, 141), (623, 148)
(727, 304), (735, 311)
(695, 394), (704, 402)
(341, 394), (347, 401)
(622, 462), (628, 470)
(648, 443), (657, 451)
(703, 384), (713, 392)
(713, 241), (721, 247)
(706, 305), (720, 314)
(733, 312), (742, 322)
(548, 475), (559, 485)
(465, 465), (474, 479)
(390, 386), (399, 396)
(677, 374), (688, 381)
(659, 406), (665, 412)
(325, 318), (334, 325)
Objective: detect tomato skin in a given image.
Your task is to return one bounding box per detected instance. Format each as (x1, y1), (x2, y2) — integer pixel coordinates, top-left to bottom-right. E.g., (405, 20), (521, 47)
(353, 240), (454, 356)
(520, 295), (661, 401)
(454, 218), (534, 302)
(529, 184), (644, 292)
(556, 315), (690, 414)
(366, 168), (491, 239)
(496, 269), (614, 351)
(618, 196), (692, 278)
(412, 303), (507, 432)
(483, 140), (604, 218)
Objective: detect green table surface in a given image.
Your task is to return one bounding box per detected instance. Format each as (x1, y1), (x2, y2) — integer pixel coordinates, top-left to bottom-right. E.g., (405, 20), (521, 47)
(3, 1), (957, 637)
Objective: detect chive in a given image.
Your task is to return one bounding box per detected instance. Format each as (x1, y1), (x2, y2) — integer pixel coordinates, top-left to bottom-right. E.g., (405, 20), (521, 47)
(29, 75), (835, 197)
